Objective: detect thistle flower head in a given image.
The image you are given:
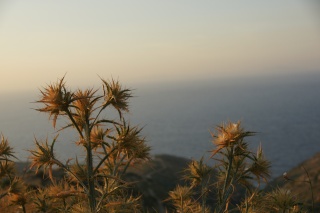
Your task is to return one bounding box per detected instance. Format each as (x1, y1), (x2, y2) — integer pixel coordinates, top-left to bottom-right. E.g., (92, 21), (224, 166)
(7, 178), (28, 207)
(264, 187), (299, 212)
(168, 185), (193, 203)
(114, 120), (150, 160)
(248, 144), (271, 183)
(68, 158), (87, 184)
(8, 177), (27, 195)
(36, 75), (75, 128)
(101, 78), (132, 118)
(210, 121), (254, 157)
(72, 88), (99, 130)
(0, 161), (16, 179)
(0, 134), (15, 160)
(90, 126), (109, 150)
(184, 158), (212, 187)
(29, 136), (58, 182)
(167, 185), (204, 212)
(32, 188), (54, 213)
(9, 193), (28, 207)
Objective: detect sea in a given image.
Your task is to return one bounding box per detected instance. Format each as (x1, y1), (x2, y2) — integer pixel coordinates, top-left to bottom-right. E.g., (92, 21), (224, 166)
(0, 71), (319, 179)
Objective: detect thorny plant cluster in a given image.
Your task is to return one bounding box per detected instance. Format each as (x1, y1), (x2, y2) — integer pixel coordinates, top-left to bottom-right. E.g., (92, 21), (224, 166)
(166, 122), (314, 213)
(1, 76), (149, 213)
(0, 76), (316, 213)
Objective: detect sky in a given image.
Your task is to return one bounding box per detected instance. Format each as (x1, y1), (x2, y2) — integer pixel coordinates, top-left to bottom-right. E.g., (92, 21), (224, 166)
(0, 0), (320, 93)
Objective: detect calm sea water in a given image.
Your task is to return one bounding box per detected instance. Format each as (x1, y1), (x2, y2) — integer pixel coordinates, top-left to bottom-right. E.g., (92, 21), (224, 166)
(1, 72), (319, 178)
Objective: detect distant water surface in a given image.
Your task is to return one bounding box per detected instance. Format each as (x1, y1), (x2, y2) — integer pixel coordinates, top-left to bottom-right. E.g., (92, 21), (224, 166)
(0, 72), (319, 178)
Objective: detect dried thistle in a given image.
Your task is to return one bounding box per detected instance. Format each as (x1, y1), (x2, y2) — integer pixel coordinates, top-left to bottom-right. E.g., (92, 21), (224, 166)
(263, 187), (302, 212)
(29, 75), (148, 212)
(46, 181), (79, 199)
(70, 203), (90, 213)
(248, 144), (271, 183)
(184, 158), (212, 187)
(68, 159), (88, 185)
(210, 121), (254, 157)
(103, 195), (141, 213)
(90, 126), (110, 150)
(72, 88), (99, 131)
(8, 177), (27, 195)
(167, 185), (193, 205)
(114, 120), (150, 160)
(36, 75), (75, 128)
(33, 188), (54, 213)
(0, 160), (16, 179)
(9, 193), (28, 208)
(101, 78), (132, 118)
(167, 185), (206, 213)
(29, 136), (59, 182)
(0, 134), (15, 160)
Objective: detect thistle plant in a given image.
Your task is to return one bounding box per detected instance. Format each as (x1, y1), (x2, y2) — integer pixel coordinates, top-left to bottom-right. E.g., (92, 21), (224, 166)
(29, 75), (150, 212)
(167, 121), (272, 213)
(183, 157), (213, 212)
(210, 122), (271, 212)
(0, 135), (29, 213)
(167, 184), (210, 213)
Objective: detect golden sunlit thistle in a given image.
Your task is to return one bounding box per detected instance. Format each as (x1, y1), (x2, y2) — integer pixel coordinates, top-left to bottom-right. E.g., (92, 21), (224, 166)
(29, 136), (59, 182)
(25, 75), (150, 212)
(184, 158), (212, 187)
(101, 78), (132, 118)
(90, 126), (109, 150)
(264, 187), (300, 212)
(73, 88), (99, 131)
(46, 181), (79, 199)
(68, 159), (88, 184)
(36, 75), (75, 128)
(0, 134), (15, 160)
(8, 177), (27, 195)
(9, 193), (28, 207)
(248, 144), (271, 183)
(114, 120), (150, 160)
(0, 161), (16, 179)
(210, 121), (254, 157)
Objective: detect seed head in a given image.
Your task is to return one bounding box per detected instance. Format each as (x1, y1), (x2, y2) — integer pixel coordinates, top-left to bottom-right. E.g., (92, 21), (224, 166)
(36, 75), (75, 128)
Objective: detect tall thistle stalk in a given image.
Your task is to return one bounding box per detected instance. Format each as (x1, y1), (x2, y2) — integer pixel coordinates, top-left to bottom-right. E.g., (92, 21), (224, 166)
(30, 75), (150, 212)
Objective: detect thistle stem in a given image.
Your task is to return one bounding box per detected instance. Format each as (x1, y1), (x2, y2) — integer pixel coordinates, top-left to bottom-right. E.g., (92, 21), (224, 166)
(218, 146), (234, 213)
(93, 147), (117, 175)
(65, 109), (84, 139)
(84, 124), (96, 212)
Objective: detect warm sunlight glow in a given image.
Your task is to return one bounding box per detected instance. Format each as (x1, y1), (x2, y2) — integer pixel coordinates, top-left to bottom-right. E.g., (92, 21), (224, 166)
(0, 1), (319, 92)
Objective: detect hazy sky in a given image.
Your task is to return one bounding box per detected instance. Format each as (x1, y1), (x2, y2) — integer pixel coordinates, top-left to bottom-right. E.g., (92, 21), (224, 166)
(0, 0), (319, 93)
